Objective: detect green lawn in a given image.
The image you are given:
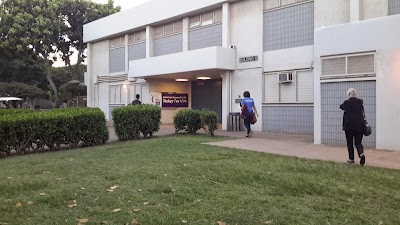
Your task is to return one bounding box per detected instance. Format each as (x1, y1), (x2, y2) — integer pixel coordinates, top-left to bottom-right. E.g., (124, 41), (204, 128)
(1, 135), (400, 225)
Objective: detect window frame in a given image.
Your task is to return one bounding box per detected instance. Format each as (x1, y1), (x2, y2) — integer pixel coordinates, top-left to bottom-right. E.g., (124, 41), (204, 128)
(263, 0), (313, 11)
(128, 30), (146, 45)
(189, 8), (223, 30)
(263, 69), (314, 104)
(154, 20), (183, 39)
(109, 36), (125, 49)
(320, 52), (376, 80)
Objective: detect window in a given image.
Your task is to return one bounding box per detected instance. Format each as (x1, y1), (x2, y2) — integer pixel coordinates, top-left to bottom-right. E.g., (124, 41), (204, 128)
(154, 26), (163, 38)
(128, 30), (146, 45)
(174, 21), (183, 33)
(264, 0), (279, 10)
(154, 20), (183, 38)
(281, 0), (296, 6)
(321, 53), (375, 79)
(214, 9), (222, 23)
(264, 70), (313, 103)
(264, 0), (312, 10)
(201, 12), (213, 26)
(189, 9), (223, 30)
(389, 0), (400, 15)
(109, 85), (126, 104)
(263, 1), (314, 51)
(164, 23), (174, 35)
(109, 36), (124, 49)
(189, 15), (201, 29)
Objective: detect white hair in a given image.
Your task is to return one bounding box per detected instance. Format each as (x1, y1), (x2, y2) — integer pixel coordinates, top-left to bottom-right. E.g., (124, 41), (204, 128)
(347, 88), (357, 97)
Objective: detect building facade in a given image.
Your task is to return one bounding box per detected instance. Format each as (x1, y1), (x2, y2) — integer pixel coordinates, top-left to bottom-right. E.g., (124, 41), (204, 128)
(84, 0), (400, 150)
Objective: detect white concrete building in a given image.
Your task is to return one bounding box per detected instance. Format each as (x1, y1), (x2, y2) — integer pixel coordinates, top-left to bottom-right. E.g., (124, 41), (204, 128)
(84, 0), (400, 150)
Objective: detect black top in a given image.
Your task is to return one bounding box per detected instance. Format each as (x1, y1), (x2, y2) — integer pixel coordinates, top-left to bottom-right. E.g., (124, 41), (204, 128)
(340, 97), (365, 133)
(132, 100), (141, 105)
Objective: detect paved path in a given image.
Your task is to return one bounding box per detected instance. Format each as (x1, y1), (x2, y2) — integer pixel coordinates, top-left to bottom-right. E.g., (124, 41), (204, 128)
(210, 130), (400, 170)
(108, 125), (400, 170)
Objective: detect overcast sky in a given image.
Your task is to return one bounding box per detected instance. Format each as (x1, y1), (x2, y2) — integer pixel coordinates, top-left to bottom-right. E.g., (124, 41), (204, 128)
(92, 0), (151, 11)
(53, 0), (151, 67)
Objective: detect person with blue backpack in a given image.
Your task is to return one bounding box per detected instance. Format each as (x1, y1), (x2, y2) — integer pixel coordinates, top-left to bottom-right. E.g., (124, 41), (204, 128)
(241, 91), (259, 137)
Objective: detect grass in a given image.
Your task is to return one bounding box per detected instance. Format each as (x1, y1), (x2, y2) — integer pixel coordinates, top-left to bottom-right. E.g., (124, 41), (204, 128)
(1, 135), (400, 225)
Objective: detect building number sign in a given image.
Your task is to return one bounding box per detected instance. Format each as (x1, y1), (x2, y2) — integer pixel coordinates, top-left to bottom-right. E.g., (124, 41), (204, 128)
(239, 56), (258, 63)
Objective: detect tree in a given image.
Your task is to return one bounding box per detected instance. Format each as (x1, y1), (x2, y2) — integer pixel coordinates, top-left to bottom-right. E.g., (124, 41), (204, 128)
(0, 0), (66, 105)
(58, 0), (120, 80)
(0, 0), (120, 106)
(0, 46), (47, 88)
(0, 82), (46, 98)
(51, 65), (87, 101)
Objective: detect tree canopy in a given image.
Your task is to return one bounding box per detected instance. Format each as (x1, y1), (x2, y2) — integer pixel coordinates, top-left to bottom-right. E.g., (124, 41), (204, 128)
(0, 82), (46, 99)
(0, 0), (120, 105)
(58, 0), (120, 79)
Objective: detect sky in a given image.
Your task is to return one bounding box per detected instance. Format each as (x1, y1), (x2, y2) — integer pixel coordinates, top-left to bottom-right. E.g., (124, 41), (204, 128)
(53, 0), (151, 67)
(92, 0), (151, 11)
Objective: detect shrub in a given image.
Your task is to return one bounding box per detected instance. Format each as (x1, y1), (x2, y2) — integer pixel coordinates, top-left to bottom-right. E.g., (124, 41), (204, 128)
(59, 108), (109, 147)
(0, 107), (109, 156)
(201, 110), (219, 136)
(0, 109), (35, 116)
(112, 104), (161, 141)
(173, 109), (202, 134)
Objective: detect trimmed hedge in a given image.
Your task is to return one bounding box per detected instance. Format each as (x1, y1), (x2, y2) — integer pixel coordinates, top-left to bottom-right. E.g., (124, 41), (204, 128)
(112, 104), (161, 141)
(173, 109), (219, 136)
(0, 109), (35, 116)
(173, 109), (202, 134)
(0, 108), (109, 155)
(201, 110), (219, 136)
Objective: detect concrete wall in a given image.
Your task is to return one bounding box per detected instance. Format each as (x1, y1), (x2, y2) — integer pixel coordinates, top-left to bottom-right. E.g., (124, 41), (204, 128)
(98, 83), (110, 120)
(230, 0), (263, 70)
(263, 45), (314, 71)
(227, 0), (264, 131)
(147, 79), (192, 124)
(314, 0), (350, 29)
(230, 68), (264, 131)
(361, 0), (388, 20)
(129, 47), (235, 78)
(89, 40), (109, 110)
(315, 0), (388, 28)
(91, 40), (109, 79)
(314, 14), (400, 150)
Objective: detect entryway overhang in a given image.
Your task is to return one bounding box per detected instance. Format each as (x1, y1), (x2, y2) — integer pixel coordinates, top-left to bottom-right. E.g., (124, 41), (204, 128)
(128, 46), (236, 80)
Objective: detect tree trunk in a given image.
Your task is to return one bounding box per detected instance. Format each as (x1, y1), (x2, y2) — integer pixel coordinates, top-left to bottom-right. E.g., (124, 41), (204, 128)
(46, 62), (59, 106)
(72, 42), (84, 80)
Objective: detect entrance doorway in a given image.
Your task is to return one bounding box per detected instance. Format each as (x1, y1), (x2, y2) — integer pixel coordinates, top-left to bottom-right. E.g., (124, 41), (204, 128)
(191, 79), (222, 122)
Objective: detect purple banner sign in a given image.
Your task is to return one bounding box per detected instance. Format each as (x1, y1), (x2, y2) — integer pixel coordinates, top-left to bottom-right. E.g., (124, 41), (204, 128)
(162, 93), (188, 108)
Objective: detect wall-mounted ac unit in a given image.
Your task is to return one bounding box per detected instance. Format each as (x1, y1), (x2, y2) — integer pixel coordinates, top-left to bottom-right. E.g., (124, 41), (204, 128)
(278, 72), (293, 83)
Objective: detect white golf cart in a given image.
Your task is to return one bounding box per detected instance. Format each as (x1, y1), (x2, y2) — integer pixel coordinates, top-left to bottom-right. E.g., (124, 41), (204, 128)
(0, 97), (23, 109)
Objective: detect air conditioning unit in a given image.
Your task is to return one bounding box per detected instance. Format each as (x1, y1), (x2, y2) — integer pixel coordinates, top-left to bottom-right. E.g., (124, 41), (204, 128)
(278, 72), (293, 83)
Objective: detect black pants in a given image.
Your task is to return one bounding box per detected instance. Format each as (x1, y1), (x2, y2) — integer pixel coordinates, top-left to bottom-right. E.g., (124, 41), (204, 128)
(244, 114), (253, 134)
(345, 130), (364, 160)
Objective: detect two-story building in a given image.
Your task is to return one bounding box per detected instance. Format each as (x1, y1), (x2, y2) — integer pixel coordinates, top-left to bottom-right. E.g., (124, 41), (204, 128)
(83, 0), (400, 151)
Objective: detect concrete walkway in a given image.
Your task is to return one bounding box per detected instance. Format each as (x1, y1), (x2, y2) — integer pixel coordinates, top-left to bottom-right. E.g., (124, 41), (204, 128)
(210, 130), (400, 170)
(108, 125), (400, 170)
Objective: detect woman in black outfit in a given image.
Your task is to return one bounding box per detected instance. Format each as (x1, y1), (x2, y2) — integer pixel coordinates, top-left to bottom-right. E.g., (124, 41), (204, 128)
(340, 88), (366, 165)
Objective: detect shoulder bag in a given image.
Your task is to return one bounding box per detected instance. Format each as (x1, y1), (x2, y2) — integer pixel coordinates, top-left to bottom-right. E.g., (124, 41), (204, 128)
(362, 103), (372, 136)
